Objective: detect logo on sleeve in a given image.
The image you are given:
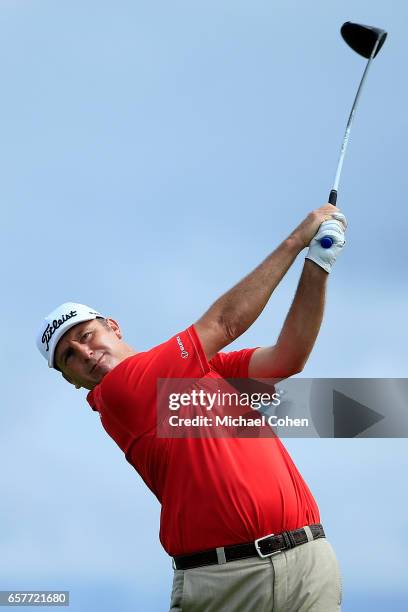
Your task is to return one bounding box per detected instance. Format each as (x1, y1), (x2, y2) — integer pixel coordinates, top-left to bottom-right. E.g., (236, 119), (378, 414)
(176, 336), (189, 359)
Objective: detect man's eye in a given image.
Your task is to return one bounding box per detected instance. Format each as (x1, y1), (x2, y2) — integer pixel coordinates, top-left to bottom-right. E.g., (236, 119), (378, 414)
(82, 332), (92, 341)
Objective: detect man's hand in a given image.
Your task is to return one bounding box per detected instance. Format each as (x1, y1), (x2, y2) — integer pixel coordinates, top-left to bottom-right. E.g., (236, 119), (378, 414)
(289, 204), (346, 250)
(306, 215), (347, 274)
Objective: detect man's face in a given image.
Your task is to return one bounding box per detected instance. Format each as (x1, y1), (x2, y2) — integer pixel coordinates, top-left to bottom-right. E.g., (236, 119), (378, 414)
(54, 318), (131, 391)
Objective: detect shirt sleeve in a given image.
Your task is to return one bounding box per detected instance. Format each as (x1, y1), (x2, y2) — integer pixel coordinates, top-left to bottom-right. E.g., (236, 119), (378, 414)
(209, 347), (258, 378)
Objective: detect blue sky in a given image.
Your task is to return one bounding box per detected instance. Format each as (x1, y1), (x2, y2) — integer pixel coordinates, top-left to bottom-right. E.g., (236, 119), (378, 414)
(1, 1), (407, 610)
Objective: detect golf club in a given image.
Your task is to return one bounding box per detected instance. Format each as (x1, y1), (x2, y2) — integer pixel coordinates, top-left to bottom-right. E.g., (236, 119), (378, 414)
(320, 21), (388, 249)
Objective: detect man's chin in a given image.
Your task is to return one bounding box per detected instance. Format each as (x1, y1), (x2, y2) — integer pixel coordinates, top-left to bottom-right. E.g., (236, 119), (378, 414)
(87, 356), (119, 387)
(93, 369), (109, 384)
(93, 362), (114, 383)
(84, 371), (108, 391)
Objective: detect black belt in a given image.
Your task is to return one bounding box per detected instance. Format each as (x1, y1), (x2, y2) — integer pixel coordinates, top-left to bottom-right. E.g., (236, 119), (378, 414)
(173, 524), (325, 571)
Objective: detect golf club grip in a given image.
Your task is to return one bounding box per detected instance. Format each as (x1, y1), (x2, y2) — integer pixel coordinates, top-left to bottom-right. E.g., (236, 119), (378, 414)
(328, 189), (337, 205)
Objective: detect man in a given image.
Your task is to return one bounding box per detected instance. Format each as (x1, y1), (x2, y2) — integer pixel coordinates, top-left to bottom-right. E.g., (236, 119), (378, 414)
(37, 204), (346, 611)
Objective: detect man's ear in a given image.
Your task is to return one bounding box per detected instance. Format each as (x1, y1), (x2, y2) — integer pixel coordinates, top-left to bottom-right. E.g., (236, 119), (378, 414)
(106, 318), (122, 340)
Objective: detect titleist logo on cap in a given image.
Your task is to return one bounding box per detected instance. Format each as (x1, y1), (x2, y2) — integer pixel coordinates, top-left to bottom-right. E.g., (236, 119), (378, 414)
(42, 310), (78, 352)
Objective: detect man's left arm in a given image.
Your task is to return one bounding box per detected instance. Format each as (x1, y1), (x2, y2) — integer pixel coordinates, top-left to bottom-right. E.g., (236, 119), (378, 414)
(248, 259), (328, 379)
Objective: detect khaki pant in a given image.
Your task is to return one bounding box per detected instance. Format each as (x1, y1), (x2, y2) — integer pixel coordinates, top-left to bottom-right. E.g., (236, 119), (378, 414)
(170, 536), (342, 612)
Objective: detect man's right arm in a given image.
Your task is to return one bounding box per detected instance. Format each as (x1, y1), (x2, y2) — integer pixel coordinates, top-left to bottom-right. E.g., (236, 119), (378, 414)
(194, 204), (340, 361)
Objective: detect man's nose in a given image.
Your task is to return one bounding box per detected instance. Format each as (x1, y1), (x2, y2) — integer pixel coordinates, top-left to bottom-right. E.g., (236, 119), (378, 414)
(72, 341), (94, 361)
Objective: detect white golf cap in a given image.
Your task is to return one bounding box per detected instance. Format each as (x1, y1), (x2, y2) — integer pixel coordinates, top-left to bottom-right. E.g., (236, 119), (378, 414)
(37, 302), (103, 369)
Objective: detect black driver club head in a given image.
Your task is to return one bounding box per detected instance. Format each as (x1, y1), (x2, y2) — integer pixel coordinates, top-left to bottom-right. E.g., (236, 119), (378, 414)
(341, 21), (387, 59)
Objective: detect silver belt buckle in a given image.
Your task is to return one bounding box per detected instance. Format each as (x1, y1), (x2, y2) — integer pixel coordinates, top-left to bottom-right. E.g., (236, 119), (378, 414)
(254, 532), (282, 558)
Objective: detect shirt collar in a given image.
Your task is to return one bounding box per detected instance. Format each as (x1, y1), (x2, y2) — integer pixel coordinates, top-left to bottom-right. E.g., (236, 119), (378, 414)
(87, 385), (102, 412)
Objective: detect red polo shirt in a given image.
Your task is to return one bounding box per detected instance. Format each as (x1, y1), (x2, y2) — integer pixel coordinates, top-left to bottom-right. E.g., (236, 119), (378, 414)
(87, 325), (320, 556)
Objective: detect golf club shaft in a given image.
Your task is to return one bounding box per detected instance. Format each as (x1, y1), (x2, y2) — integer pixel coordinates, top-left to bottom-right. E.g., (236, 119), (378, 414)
(328, 35), (381, 205)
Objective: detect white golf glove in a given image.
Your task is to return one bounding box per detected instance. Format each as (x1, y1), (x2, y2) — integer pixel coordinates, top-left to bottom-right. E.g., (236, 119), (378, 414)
(305, 213), (347, 274)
